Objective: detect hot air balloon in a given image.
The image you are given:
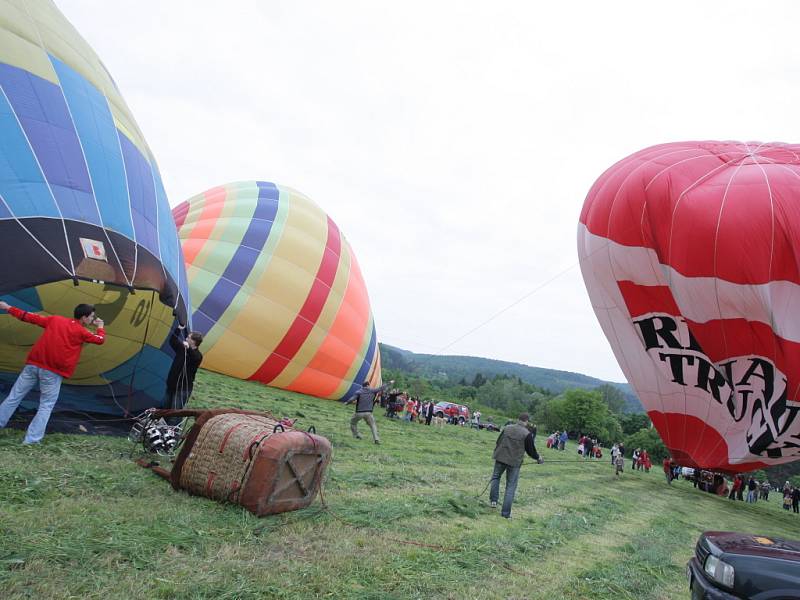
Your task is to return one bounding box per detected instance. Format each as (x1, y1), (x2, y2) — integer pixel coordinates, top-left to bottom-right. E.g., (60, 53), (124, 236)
(579, 141), (800, 473)
(173, 181), (381, 401)
(0, 0), (189, 420)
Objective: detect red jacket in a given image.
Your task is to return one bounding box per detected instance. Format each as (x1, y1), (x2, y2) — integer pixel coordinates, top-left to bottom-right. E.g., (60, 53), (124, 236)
(7, 306), (105, 378)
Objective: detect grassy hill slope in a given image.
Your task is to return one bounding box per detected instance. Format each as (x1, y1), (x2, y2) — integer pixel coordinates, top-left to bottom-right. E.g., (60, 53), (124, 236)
(2, 370), (798, 599)
(380, 343), (644, 413)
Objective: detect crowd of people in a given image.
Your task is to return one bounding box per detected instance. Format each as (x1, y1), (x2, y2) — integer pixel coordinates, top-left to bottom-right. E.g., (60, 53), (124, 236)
(346, 386), (499, 443)
(661, 460), (800, 514)
(544, 430), (568, 450)
(725, 475), (800, 513)
(383, 391), (438, 424)
(544, 427), (800, 517)
(379, 389), (488, 427)
(545, 431), (656, 473)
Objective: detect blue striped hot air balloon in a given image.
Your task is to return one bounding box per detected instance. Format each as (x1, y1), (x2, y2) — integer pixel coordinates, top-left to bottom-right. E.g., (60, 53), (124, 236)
(0, 0), (189, 420)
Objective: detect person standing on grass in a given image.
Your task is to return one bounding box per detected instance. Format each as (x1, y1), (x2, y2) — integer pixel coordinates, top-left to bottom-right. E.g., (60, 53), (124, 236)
(736, 475), (745, 501)
(345, 379), (393, 444)
(0, 301), (105, 444)
(749, 477), (756, 502)
(761, 481), (771, 501)
(424, 399), (434, 425)
(488, 412), (543, 519)
(164, 326), (203, 414)
(793, 486), (800, 514)
(559, 430), (567, 450)
(783, 486), (793, 511)
(663, 458), (673, 484)
(446, 404), (458, 425)
(614, 451), (624, 476)
(640, 449), (652, 472)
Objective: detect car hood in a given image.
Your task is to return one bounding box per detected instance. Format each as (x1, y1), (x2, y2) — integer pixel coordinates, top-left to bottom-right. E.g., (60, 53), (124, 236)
(704, 531), (800, 562)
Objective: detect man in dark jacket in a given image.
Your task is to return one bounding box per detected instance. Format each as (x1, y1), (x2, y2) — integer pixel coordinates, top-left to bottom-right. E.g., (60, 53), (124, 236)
(584, 437), (594, 460)
(345, 379), (393, 444)
(489, 413), (543, 519)
(164, 326), (203, 412)
(424, 400), (435, 425)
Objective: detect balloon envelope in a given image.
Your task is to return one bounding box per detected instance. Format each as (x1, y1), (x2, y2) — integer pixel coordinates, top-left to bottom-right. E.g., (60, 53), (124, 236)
(174, 181), (381, 400)
(579, 141), (800, 473)
(0, 0), (189, 418)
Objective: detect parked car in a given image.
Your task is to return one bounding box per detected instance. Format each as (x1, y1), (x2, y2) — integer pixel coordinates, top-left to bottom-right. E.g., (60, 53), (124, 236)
(433, 401), (470, 424)
(478, 421), (500, 432)
(687, 531), (800, 599)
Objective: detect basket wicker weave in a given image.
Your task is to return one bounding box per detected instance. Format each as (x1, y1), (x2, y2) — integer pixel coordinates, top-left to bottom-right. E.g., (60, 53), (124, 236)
(179, 413), (283, 502)
(138, 408), (331, 516)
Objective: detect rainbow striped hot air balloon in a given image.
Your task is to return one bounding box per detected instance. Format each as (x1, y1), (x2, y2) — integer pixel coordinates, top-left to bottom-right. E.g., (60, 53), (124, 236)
(173, 181), (381, 400)
(0, 0), (189, 419)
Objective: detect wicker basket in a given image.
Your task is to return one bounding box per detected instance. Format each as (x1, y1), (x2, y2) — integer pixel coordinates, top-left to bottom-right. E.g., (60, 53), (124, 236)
(139, 408), (331, 516)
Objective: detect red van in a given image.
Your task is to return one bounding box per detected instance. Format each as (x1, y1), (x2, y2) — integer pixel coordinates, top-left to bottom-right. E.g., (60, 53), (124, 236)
(433, 401), (470, 424)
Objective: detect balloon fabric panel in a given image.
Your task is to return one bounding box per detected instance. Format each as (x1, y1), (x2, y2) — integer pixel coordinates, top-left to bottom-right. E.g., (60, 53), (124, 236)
(269, 231), (354, 393)
(50, 55), (133, 239)
(175, 181), (381, 400)
(287, 253), (373, 398)
(579, 141), (800, 473)
(249, 216), (341, 384)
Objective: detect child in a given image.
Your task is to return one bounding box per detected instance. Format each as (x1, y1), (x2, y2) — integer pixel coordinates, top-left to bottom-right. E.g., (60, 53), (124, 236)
(614, 453), (624, 477)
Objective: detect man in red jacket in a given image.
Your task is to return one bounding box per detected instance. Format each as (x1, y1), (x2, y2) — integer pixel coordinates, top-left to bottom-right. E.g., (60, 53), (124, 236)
(0, 301), (105, 444)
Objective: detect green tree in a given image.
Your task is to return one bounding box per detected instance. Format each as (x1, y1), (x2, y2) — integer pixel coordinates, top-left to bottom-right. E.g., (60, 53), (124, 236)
(471, 373), (487, 388)
(535, 388), (621, 444)
(624, 427), (667, 462)
(595, 383), (626, 415)
(456, 385), (477, 401)
(619, 413), (651, 436)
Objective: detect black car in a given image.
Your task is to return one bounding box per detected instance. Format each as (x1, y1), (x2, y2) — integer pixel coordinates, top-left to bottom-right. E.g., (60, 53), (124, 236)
(475, 421), (500, 432)
(687, 531), (800, 599)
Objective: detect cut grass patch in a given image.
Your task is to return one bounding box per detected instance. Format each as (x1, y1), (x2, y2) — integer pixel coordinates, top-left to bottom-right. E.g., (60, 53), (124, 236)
(2, 369), (800, 599)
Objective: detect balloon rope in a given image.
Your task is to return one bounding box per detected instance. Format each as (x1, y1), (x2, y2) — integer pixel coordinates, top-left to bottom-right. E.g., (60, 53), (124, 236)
(434, 217), (642, 355)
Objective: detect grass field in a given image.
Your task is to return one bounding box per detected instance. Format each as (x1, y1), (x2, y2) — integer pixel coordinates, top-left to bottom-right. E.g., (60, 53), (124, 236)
(2, 370), (799, 599)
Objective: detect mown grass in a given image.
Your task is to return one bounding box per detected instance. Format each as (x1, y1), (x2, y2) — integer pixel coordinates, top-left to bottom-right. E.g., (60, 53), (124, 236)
(2, 370), (799, 599)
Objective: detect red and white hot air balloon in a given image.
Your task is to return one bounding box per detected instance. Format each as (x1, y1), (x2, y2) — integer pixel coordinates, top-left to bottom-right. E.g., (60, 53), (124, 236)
(578, 141), (800, 473)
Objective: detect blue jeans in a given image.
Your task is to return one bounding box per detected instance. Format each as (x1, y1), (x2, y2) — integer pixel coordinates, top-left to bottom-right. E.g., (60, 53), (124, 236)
(0, 364), (63, 444)
(489, 461), (521, 518)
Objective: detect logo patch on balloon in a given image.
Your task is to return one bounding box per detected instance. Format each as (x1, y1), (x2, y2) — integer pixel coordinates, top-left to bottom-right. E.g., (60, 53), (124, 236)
(80, 238), (108, 262)
(632, 312), (799, 461)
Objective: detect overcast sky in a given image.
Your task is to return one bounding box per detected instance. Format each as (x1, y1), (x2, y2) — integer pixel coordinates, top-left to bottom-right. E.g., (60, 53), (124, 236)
(57, 0), (800, 382)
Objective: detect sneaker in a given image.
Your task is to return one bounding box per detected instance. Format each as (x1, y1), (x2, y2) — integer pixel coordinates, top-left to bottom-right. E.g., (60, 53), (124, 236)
(374, 440), (381, 445)
(354, 435), (363, 440)
(490, 501), (497, 508)
(502, 514), (511, 519)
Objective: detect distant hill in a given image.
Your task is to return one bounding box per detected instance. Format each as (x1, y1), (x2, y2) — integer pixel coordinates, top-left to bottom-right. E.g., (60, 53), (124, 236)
(380, 343), (644, 413)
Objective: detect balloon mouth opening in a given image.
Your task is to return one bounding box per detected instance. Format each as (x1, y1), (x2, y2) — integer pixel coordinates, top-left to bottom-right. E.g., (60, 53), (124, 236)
(667, 448), (697, 468)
